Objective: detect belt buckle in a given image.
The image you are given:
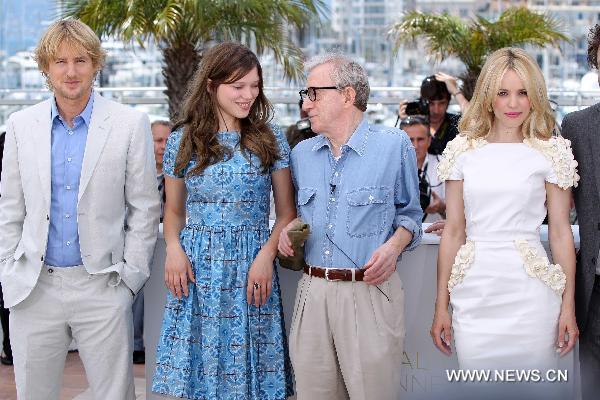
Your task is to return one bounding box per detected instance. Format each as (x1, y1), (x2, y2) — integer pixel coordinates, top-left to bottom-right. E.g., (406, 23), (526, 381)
(325, 268), (340, 282)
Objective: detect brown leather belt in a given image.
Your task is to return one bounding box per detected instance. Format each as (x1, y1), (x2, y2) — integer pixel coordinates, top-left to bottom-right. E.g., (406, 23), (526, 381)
(303, 265), (365, 282)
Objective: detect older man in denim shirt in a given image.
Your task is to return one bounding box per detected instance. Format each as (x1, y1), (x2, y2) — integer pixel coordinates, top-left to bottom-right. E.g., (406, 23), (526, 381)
(279, 54), (422, 400)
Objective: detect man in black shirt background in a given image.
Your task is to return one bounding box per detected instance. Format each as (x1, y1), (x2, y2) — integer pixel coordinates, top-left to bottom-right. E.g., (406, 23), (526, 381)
(398, 73), (468, 155)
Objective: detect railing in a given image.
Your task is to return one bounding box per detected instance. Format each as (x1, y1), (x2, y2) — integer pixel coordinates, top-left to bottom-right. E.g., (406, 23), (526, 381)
(1, 86), (599, 128)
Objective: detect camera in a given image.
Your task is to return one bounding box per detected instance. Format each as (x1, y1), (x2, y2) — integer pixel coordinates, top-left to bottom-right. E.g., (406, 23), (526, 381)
(419, 173), (431, 212)
(405, 98), (429, 116)
(296, 118), (311, 131)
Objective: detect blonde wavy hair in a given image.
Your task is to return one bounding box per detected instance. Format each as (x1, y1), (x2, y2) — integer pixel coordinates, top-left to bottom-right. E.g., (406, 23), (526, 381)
(34, 19), (106, 87)
(459, 47), (555, 140)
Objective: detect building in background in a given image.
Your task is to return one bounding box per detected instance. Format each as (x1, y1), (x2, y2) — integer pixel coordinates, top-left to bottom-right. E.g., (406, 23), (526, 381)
(1, 0), (600, 126)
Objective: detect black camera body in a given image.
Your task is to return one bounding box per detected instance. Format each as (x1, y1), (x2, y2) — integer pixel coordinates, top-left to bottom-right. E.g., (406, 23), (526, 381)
(296, 118), (311, 132)
(405, 98), (429, 116)
(419, 173), (432, 212)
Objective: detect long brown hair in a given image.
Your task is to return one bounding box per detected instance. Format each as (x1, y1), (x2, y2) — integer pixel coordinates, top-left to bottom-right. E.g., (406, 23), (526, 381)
(173, 42), (279, 176)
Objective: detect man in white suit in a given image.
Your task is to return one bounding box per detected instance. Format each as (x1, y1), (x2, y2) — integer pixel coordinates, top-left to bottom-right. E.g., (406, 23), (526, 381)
(0, 19), (160, 399)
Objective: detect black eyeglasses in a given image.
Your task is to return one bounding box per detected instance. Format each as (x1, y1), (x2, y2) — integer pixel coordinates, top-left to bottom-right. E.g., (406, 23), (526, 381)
(299, 86), (339, 102)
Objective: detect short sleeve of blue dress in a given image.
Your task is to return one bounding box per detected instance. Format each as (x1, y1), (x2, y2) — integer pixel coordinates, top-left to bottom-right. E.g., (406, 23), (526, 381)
(270, 124), (290, 173)
(162, 129), (185, 179)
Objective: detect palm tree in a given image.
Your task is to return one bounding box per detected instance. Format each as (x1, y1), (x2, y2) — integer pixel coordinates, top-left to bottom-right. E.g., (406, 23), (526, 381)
(61, 0), (325, 119)
(389, 7), (569, 100)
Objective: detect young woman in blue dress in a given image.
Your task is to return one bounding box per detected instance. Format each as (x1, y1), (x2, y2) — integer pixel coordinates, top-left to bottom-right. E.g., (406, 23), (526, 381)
(152, 42), (295, 400)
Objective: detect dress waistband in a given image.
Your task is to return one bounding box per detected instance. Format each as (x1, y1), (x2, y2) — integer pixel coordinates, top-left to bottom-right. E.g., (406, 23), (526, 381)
(466, 233), (540, 242)
(184, 224), (269, 232)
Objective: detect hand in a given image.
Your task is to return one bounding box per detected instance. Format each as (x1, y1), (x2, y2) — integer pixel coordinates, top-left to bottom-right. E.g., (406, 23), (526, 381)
(435, 72), (459, 95)
(424, 219), (446, 236)
(398, 100), (408, 120)
(363, 240), (402, 285)
(164, 244), (195, 299)
(431, 308), (453, 355)
(277, 218), (299, 257)
(247, 249), (274, 307)
(556, 305), (579, 356)
(425, 191), (445, 215)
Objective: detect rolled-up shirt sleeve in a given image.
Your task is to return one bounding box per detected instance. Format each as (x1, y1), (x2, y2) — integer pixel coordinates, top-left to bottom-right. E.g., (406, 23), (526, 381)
(393, 134), (423, 251)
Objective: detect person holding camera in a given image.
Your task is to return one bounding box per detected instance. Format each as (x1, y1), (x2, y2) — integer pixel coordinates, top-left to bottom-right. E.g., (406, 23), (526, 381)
(398, 72), (468, 155)
(400, 115), (445, 222)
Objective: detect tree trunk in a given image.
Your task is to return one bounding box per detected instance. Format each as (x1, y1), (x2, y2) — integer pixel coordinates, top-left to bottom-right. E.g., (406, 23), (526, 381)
(459, 67), (481, 102)
(162, 42), (202, 121)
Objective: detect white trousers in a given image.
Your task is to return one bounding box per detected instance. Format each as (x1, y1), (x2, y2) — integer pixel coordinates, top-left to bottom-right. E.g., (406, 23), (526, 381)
(9, 265), (135, 400)
(289, 272), (406, 400)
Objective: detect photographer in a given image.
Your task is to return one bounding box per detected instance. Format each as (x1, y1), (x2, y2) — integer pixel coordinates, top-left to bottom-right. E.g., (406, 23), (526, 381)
(400, 115), (445, 222)
(286, 99), (317, 149)
(398, 72), (468, 155)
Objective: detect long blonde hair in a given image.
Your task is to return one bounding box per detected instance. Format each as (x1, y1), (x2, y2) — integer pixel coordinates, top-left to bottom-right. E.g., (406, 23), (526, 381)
(459, 47), (555, 140)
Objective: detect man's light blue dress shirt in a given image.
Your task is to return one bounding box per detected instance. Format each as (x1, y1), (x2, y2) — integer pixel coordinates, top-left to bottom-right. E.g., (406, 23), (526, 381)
(290, 117), (423, 269)
(45, 94), (94, 267)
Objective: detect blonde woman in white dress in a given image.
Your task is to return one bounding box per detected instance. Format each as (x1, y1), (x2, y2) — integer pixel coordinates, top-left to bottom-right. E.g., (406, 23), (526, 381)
(431, 48), (579, 374)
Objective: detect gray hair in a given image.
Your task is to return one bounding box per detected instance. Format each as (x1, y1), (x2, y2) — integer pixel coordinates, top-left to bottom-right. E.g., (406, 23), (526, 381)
(151, 119), (172, 130)
(304, 53), (370, 112)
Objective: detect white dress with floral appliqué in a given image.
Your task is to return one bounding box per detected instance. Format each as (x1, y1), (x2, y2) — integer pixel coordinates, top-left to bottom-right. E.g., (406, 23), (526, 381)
(438, 135), (579, 370)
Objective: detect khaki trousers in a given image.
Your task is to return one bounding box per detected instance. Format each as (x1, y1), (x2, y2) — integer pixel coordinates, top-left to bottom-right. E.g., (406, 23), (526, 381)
(289, 272), (405, 400)
(9, 265), (135, 400)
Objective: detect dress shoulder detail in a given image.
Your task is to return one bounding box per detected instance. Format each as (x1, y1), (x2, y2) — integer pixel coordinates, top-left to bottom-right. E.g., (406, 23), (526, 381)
(524, 136), (579, 189)
(437, 135), (486, 181)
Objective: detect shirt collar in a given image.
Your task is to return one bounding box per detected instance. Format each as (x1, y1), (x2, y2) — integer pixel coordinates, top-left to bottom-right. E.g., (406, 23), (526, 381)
(51, 91), (95, 127)
(311, 116), (369, 157)
(311, 135), (329, 152)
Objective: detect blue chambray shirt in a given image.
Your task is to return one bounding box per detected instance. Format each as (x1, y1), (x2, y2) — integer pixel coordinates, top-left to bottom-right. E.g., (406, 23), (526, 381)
(290, 117), (423, 269)
(45, 94), (94, 267)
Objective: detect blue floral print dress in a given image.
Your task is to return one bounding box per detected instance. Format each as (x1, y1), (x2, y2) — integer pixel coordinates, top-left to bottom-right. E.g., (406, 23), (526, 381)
(152, 127), (294, 400)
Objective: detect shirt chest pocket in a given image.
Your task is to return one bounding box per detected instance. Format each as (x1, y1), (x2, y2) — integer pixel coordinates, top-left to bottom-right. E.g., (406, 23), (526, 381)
(297, 187), (317, 226)
(346, 186), (391, 238)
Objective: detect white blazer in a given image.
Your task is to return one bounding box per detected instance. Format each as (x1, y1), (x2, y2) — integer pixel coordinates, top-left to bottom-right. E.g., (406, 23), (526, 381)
(0, 92), (160, 308)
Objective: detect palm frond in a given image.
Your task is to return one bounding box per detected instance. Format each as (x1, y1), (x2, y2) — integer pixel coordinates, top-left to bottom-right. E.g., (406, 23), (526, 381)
(482, 7), (570, 50)
(60, 0), (324, 115)
(389, 11), (470, 62)
(388, 6), (571, 99)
